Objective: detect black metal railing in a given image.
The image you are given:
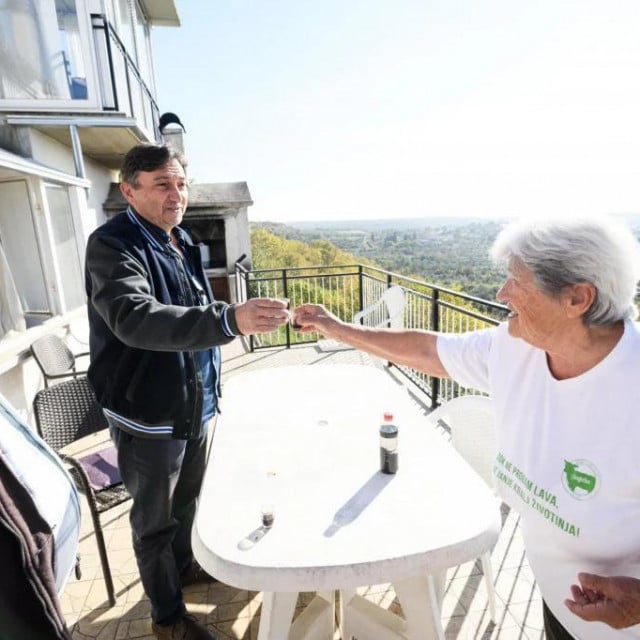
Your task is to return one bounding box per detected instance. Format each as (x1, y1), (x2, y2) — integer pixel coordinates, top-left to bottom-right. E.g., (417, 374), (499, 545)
(234, 263), (508, 405)
(91, 14), (160, 138)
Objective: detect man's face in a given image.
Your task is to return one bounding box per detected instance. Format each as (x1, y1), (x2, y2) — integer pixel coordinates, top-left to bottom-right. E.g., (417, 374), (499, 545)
(120, 158), (188, 233)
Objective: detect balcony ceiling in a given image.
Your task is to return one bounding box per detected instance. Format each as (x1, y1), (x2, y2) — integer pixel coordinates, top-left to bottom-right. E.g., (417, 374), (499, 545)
(5, 113), (156, 170)
(40, 124), (150, 170)
(140, 0), (181, 26)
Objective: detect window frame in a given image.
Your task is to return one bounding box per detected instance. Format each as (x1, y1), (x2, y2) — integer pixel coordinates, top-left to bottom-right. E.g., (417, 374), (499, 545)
(0, 173), (88, 324)
(0, 0), (101, 111)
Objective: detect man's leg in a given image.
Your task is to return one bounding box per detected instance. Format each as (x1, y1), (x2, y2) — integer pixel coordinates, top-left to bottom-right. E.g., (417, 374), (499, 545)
(171, 433), (208, 577)
(111, 427), (189, 625)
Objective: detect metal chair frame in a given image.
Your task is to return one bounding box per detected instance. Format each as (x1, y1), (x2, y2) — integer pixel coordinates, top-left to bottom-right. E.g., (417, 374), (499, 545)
(30, 333), (89, 388)
(32, 377), (130, 607)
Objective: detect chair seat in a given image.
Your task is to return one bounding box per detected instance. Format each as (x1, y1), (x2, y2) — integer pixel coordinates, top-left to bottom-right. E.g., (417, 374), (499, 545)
(66, 465), (130, 512)
(93, 484), (130, 512)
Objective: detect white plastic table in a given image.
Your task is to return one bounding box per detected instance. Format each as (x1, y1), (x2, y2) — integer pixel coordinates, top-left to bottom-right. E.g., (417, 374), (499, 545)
(193, 364), (500, 640)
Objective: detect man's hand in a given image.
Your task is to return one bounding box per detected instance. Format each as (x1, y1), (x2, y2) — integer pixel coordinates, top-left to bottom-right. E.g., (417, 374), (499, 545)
(233, 298), (290, 335)
(565, 573), (640, 629)
(291, 304), (343, 339)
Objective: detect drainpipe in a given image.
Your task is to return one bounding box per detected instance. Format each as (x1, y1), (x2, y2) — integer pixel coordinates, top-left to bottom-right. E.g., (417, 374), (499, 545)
(69, 124), (86, 180)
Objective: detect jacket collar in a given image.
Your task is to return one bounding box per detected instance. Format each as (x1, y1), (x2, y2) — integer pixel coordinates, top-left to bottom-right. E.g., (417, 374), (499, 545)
(126, 206), (190, 251)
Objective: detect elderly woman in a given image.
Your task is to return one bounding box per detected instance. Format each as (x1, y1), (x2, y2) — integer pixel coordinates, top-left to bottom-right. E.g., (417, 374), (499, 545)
(294, 215), (640, 640)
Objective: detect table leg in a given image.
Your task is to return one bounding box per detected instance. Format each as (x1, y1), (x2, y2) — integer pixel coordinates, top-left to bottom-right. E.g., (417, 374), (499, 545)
(258, 591), (298, 640)
(339, 589), (357, 639)
(288, 591), (335, 640)
(340, 589), (405, 640)
(393, 573), (446, 640)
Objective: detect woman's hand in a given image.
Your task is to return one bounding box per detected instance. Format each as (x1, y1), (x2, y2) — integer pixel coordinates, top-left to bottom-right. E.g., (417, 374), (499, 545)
(565, 573), (640, 629)
(291, 304), (343, 339)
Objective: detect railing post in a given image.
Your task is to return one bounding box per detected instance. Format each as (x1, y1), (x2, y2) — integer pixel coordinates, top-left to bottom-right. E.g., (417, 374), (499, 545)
(430, 288), (440, 407)
(234, 264), (255, 352)
(283, 269), (291, 348)
(357, 265), (364, 315)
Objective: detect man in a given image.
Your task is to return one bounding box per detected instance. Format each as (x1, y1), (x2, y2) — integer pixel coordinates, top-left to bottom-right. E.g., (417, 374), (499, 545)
(85, 143), (288, 640)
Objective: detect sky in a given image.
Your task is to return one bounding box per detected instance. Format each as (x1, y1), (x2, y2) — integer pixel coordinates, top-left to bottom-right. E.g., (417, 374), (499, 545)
(152, 1), (640, 224)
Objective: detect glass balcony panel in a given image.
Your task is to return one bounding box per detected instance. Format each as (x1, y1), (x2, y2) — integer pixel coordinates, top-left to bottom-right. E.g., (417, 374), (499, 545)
(133, 4), (153, 90)
(89, 14), (159, 135)
(112, 0), (135, 60)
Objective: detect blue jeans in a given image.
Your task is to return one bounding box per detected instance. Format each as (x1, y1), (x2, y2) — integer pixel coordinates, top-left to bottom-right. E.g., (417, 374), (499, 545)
(110, 426), (208, 625)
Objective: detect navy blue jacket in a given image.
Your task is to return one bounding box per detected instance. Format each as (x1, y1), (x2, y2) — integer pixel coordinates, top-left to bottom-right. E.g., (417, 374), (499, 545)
(85, 209), (239, 439)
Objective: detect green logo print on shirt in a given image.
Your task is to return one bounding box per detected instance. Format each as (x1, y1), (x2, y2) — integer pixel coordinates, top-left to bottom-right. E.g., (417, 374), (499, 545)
(562, 459), (600, 499)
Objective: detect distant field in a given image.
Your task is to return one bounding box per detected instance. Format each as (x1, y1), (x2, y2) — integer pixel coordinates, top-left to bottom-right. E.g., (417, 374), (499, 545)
(252, 219), (508, 301)
(253, 215), (640, 303)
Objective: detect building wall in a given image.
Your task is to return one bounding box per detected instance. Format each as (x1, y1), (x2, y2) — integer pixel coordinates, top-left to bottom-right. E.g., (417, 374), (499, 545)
(27, 128), (117, 237)
(0, 129), (115, 421)
(29, 129), (76, 175)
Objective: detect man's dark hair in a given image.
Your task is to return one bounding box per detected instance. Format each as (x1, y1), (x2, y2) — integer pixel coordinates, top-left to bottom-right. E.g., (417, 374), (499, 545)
(120, 143), (187, 186)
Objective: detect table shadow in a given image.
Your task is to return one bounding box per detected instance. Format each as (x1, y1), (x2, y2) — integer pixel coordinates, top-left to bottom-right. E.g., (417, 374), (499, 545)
(237, 525), (272, 551)
(324, 471), (396, 537)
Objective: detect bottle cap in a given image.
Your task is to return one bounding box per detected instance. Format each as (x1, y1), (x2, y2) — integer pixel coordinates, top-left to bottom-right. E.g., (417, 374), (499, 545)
(383, 412), (394, 422)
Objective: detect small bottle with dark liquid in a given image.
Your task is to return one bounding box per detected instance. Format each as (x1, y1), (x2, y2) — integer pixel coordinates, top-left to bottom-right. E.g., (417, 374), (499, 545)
(379, 412), (398, 474)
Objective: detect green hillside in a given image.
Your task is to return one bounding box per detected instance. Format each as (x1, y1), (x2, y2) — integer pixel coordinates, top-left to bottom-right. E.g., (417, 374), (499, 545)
(251, 220), (507, 302)
(250, 225), (374, 271)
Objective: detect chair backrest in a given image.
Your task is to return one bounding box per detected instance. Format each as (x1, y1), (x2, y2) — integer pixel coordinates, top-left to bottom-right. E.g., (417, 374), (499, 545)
(353, 285), (406, 329)
(382, 285), (405, 329)
(30, 334), (75, 377)
(427, 395), (497, 488)
(33, 377), (107, 452)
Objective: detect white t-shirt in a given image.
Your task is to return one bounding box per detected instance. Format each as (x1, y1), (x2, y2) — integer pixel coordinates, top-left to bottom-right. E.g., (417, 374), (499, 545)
(437, 320), (640, 640)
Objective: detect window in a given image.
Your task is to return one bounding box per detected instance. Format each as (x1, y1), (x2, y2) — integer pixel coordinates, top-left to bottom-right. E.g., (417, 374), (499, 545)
(0, 180), (48, 314)
(0, 177), (86, 328)
(46, 183), (85, 310)
(102, 0), (155, 129)
(132, 1), (153, 91)
(110, 0), (136, 56)
(0, 0), (91, 102)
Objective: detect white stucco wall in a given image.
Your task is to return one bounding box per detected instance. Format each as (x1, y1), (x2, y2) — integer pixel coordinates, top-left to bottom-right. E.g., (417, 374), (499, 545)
(27, 128), (116, 236)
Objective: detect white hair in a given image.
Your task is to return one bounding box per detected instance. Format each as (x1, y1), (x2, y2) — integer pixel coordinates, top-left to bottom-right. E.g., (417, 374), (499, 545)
(490, 216), (640, 324)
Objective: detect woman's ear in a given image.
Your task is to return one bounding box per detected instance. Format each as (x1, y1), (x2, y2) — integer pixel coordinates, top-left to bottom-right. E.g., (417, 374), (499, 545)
(565, 282), (596, 318)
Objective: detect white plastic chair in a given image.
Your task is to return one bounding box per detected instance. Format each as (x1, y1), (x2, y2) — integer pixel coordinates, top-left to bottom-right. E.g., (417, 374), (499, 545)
(353, 285), (405, 329)
(427, 394), (498, 621)
(316, 285), (406, 353)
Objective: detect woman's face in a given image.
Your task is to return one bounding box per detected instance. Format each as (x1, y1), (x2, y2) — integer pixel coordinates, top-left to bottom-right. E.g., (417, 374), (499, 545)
(496, 259), (568, 348)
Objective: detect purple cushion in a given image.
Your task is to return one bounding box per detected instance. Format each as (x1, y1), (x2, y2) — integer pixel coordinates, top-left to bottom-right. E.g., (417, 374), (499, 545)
(77, 446), (121, 490)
